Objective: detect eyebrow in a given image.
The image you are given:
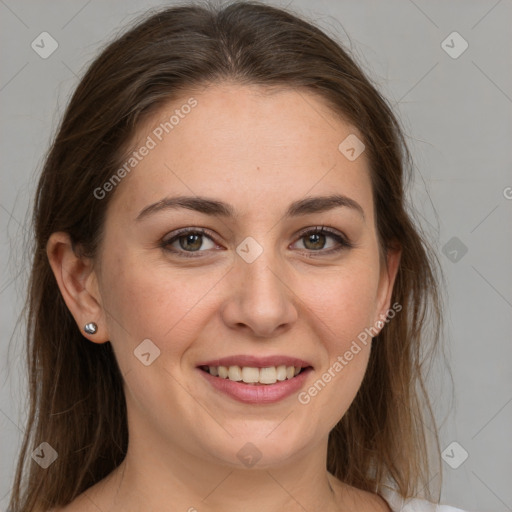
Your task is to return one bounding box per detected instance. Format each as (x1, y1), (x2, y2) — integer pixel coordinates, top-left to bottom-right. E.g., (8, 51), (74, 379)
(136, 193), (365, 222)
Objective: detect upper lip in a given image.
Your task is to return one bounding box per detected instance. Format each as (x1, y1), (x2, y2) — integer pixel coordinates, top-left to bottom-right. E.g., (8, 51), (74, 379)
(197, 355), (313, 369)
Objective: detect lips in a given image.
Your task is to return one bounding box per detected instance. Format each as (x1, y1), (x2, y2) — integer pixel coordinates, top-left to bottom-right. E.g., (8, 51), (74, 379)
(196, 355), (313, 404)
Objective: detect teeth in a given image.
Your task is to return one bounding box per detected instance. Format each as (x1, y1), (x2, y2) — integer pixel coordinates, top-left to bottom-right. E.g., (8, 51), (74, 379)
(242, 366), (260, 383)
(228, 365), (242, 381)
(276, 365), (287, 381)
(259, 367), (277, 384)
(206, 365), (304, 384)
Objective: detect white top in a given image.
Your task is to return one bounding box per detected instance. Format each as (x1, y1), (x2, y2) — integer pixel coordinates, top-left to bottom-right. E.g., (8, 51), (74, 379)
(381, 489), (470, 512)
(388, 499), (468, 512)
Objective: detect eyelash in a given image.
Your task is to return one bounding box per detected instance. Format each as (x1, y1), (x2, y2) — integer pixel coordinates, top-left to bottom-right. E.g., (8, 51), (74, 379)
(160, 226), (354, 259)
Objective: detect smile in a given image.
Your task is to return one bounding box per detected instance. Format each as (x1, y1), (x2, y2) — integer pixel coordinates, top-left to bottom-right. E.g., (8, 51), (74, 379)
(196, 356), (313, 404)
(199, 364), (306, 385)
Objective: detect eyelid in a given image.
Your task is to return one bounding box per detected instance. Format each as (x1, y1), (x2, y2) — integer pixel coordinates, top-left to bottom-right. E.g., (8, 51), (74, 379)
(162, 226), (215, 244)
(294, 225), (352, 246)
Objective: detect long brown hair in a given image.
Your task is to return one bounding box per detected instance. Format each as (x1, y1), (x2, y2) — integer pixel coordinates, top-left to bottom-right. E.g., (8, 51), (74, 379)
(9, 2), (445, 510)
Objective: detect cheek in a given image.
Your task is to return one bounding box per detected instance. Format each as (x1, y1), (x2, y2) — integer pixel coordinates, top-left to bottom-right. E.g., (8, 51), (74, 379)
(301, 260), (381, 346)
(295, 259), (379, 415)
(98, 249), (223, 367)
(298, 300), (373, 433)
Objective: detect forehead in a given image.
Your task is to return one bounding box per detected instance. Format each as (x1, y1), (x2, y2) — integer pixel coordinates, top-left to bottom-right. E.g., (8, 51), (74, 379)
(107, 83), (373, 222)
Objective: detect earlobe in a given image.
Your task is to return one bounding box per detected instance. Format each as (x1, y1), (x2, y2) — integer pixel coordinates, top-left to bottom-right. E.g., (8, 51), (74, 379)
(46, 232), (109, 343)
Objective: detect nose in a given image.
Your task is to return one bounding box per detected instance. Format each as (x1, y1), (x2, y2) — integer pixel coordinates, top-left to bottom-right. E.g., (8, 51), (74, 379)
(220, 250), (298, 338)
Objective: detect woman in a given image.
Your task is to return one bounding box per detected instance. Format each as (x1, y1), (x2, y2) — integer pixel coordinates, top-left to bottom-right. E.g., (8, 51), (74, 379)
(9, 2), (470, 511)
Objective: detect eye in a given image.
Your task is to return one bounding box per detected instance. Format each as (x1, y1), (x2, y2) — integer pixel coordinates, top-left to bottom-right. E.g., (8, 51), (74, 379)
(291, 226), (353, 255)
(161, 225), (353, 259)
(161, 228), (218, 257)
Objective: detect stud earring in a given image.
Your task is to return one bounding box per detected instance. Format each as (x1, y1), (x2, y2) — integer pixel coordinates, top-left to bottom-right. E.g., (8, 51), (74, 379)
(84, 322), (98, 335)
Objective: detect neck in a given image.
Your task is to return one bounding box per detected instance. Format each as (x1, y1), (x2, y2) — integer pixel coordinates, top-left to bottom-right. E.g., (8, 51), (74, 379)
(88, 435), (347, 512)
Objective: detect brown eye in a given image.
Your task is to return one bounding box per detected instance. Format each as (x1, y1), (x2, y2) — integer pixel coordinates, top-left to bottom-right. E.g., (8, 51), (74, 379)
(177, 233), (204, 251)
(293, 226), (353, 255)
(161, 228), (217, 257)
(302, 232), (328, 250)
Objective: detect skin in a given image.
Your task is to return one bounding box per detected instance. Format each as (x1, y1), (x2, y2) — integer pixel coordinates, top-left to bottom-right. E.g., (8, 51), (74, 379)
(47, 83), (400, 512)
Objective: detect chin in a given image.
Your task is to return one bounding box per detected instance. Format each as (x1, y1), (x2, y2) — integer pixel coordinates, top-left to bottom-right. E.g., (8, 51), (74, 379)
(199, 424), (317, 470)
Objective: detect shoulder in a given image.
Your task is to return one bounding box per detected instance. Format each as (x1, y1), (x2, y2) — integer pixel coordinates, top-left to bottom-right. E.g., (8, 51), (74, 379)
(45, 498), (89, 512)
(46, 465), (123, 512)
(43, 485), (107, 512)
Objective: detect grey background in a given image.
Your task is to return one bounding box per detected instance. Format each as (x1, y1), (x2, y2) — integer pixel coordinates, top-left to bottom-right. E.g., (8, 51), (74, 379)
(1, 1), (511, 510)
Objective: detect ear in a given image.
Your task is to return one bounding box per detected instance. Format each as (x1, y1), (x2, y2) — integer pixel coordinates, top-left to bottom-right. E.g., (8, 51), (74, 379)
(374, 243), (402, 331)
(46, 232), (109, 343)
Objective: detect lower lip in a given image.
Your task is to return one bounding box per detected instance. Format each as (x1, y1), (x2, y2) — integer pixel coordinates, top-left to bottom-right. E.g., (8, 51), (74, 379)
(197, 367), (312, 404)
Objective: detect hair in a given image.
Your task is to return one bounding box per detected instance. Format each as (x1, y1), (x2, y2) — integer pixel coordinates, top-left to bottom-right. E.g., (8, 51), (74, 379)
(9, 1), (445, 510)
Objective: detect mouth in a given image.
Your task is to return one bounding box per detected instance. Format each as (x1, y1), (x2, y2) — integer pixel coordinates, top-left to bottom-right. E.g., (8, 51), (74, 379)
(195, 356), (313, 404)
(198, 364), (310, 385)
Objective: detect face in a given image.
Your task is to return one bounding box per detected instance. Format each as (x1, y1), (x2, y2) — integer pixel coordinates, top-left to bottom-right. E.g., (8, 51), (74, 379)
(90, 83), (398, 469)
